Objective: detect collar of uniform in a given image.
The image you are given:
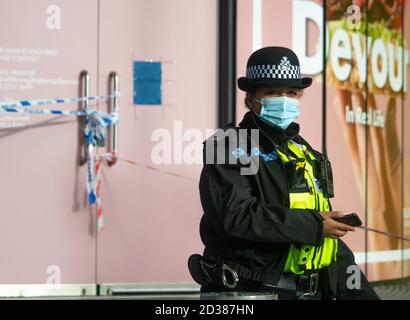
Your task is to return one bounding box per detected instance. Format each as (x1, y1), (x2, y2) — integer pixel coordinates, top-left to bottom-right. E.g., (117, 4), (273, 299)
(239, 111), (300, 148)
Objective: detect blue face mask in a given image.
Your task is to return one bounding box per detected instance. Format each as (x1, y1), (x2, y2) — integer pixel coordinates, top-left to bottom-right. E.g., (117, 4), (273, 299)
(256, 96), (300, 129)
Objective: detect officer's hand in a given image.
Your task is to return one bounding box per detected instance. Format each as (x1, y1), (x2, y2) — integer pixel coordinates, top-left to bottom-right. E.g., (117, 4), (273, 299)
(320, 211), (356, 238)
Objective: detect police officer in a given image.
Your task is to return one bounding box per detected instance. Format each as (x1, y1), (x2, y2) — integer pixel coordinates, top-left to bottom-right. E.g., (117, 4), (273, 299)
(191, 46), (380, 300)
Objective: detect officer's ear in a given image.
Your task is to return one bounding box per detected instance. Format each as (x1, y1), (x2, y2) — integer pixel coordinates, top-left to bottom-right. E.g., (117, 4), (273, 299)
(245, 92), (254, 110)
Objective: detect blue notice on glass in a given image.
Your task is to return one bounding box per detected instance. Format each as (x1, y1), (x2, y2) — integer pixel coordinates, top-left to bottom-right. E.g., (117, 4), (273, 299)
(133, 61), (162, 105)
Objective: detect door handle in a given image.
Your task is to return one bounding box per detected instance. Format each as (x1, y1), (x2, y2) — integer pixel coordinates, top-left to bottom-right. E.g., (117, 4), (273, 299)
(107, 71), (119, 166)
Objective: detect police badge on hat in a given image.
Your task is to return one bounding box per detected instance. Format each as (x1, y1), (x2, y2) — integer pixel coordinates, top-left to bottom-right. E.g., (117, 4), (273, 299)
(279, 57), (291, 71)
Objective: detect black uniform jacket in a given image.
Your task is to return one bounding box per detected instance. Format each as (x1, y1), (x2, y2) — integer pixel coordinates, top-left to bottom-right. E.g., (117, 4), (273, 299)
(199, 111), (327, 285)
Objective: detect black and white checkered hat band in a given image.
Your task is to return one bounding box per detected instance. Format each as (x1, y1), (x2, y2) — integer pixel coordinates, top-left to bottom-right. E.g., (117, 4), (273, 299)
(246, 64), (301, 80)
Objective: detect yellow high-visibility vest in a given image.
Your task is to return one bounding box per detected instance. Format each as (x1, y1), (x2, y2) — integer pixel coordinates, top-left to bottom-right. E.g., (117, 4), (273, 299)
(277, 140), (338, 275)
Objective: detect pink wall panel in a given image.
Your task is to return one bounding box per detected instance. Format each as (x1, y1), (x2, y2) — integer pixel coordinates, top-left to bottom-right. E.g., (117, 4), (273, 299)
(97, 0), (217, 283)
(0, 0), (99, 284)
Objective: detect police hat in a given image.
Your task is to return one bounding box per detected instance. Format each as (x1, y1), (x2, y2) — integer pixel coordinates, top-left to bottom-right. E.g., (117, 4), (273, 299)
(237, 46), (312, 92)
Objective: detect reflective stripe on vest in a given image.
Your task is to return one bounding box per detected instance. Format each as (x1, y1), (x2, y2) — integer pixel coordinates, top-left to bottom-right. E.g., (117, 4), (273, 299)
(277, 140), (338, 275)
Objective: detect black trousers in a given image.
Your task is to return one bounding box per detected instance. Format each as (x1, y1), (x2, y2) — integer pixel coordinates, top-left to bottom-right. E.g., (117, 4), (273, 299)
(331, 239), (380, 300)
(201, 239), (381, 300)
(278, 239), (380, 300)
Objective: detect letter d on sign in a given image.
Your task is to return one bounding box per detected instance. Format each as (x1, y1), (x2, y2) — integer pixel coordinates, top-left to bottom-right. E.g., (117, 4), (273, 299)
(292, 0), (328, 75)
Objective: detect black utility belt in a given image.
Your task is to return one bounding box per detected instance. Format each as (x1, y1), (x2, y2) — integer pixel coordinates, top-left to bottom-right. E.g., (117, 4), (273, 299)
(274, 272), (319, 296)
(188, 254), (319, 296)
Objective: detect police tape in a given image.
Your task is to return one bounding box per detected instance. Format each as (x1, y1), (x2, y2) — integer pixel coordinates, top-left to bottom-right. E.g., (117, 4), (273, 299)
(357, 226), (410, 243)
(0, 94), (120, 231)
(0, 93), (119, 109)
(94, 152), (118, 231)
(117, 157), (198, 183)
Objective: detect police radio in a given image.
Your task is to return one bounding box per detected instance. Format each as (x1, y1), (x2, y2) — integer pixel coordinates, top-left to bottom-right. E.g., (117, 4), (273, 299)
(318, 154), (334, 198)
